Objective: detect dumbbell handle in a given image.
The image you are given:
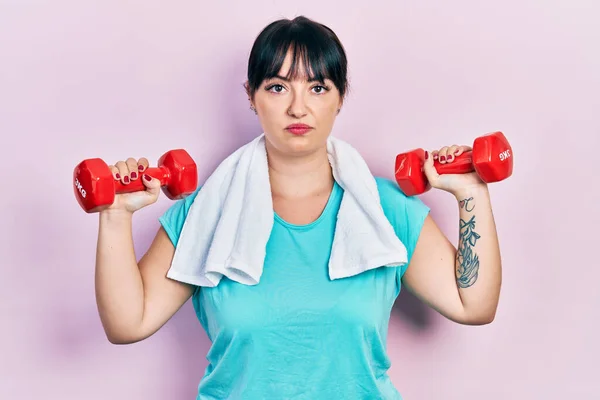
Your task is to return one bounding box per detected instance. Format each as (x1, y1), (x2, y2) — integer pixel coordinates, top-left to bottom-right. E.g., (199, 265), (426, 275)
(114, 166), (171, 194)
(432, 151), (475, 175)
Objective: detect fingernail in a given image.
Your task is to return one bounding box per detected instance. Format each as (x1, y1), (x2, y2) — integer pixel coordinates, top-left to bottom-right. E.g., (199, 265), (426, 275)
(131, 172), (138, 179)
(447, 155), (453, 162)
(425, 151), (429, 160)
(115, 173), (121, 179)
(144, 174), (152, 181)
(440, 156), (446, 162)
(123, 176), (130, 184)
(455, 150), (460, 154)
(138, 165), (144, 171)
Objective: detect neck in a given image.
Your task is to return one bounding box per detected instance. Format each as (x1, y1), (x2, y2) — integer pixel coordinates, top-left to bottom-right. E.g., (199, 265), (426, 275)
(266, 143), (334, 200)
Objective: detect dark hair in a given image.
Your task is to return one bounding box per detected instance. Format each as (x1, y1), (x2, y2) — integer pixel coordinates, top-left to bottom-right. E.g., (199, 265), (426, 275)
(246, 16), (348, 100)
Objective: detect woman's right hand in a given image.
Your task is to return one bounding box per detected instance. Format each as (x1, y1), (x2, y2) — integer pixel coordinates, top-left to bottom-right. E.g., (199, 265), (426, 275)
(104, 157), (162, 214)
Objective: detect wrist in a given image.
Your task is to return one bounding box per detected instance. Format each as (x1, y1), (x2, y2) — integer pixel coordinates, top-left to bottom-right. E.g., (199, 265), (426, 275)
(452, 183), (489, 200)
(99, 209), (134, 224)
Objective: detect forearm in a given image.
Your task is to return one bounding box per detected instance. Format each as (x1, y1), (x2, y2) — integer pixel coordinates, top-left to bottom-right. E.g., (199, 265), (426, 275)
(453, 185), (502, 322)
(95, 211), (145, 342)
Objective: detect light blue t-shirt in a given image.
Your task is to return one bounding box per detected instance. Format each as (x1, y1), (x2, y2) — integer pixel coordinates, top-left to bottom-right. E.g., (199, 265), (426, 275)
(159, 176), (430, 400)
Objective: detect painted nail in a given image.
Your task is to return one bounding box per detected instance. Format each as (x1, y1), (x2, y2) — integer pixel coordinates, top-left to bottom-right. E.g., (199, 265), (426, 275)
(123, 176), (130, 183)
(138, 165), (144, 171)
(115, 173), (121, 179)
(425, 151), (429, 160)
(440, 156), (446, 162)
(144, 174), (152, 181)
(131, 172), (138, 179)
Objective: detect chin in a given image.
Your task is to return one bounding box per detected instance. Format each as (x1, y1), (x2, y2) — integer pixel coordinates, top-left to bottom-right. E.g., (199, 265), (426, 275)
(283, 138), (313, 153)
(270, 134), (320, 156)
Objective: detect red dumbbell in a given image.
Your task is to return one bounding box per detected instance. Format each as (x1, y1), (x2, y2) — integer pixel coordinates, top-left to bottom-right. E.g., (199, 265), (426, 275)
(394, 131), (513, 196)
(73, 149), (198, 213)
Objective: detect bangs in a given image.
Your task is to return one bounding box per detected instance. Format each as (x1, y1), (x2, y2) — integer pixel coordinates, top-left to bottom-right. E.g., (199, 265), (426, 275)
(247, 16), (348, 97)
(264, 37), (332, 83)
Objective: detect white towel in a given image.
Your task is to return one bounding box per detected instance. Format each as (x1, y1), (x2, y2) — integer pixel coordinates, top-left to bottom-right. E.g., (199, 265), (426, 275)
(166, 133), (408, 287)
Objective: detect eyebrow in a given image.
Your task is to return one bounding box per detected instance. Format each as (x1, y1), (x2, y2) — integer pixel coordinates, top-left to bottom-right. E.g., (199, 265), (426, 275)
(269, 74), (325, 83)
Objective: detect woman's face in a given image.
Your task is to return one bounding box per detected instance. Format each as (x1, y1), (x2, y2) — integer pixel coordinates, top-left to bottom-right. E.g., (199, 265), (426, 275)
(249, 50), (343, 158)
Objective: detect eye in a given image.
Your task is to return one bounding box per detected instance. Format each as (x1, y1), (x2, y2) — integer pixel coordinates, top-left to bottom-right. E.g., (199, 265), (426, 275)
(311, 85), (330, 94)
(266, 84), (286, 93)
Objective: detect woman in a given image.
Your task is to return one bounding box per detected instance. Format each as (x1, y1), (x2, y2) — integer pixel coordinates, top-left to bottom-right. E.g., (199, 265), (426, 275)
(95, 16), (502, 399)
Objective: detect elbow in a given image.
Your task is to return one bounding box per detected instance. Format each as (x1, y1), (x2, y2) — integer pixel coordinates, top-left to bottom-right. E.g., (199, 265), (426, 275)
(106, 334), (134, 345)
(99, 317), (147, 345)
(104, 329), (144, 345)
(471, 313), (496, 325)
(460, 308), (497, 326)
(106, 332), (131, 345)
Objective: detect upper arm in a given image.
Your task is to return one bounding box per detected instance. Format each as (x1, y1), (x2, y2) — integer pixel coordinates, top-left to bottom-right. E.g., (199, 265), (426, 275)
(402, 215), (468, 323)
(136, 227), (194, 339)
(135, 188), (201, 339)
(376, 177), (430, 281)
(376, 177), (466, 323)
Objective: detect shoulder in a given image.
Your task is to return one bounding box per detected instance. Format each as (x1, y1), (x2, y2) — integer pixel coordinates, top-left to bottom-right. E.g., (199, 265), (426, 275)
(373, 176), (430, 220)
(158, 185), (203, 246)
(373, 176), (430, 261)
(374, 175), (405, 204)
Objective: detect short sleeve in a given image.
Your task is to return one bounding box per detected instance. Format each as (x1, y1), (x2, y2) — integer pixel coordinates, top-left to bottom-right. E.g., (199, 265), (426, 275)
(374, 177), (430, 280)
(158, 186), (202, 247)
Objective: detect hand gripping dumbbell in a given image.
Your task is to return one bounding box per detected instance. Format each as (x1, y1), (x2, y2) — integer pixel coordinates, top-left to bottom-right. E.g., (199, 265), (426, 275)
(73, 149), (198, 213)
(394, 131), (513, 196)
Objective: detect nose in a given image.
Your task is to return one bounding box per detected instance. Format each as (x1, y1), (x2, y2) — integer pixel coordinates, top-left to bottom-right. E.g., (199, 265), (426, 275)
(287, 91), (308, 118)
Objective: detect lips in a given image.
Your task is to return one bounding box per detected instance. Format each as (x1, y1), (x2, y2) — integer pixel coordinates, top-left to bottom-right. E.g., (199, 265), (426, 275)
(285, 123), (313, 135)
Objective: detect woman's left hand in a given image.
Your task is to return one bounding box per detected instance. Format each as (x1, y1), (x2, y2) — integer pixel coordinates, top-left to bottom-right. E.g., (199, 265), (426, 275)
(423, 144), (488, 197)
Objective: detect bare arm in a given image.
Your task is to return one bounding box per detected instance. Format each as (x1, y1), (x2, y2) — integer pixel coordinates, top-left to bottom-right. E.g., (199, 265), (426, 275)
(95, 210), (194, 344)
(402, 185), (502, 325)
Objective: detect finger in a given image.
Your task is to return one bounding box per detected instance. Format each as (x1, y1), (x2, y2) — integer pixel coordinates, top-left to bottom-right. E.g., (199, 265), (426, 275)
(108, 165), (121, 180)
(115, 161), (130, 184)
(438, 146), (450, 164)
(455, 146), (473, 157)
(423, 150), (440, 186)
(137, 157), (149, 173)
(446, 145), (459, 162)
(142, 173), (161, 197)
(126, 157), (139, 181)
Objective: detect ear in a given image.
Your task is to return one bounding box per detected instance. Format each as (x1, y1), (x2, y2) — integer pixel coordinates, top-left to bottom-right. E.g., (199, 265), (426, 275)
(244, 81), (255, 107)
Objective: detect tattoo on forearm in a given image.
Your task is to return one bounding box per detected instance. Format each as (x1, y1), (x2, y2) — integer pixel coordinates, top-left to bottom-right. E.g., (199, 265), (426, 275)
(456, 199), (480, 288)
(459, 196), (475, 212)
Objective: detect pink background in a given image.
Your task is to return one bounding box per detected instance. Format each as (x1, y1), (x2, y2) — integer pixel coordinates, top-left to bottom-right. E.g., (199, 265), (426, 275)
(1, 1), (598, 399)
